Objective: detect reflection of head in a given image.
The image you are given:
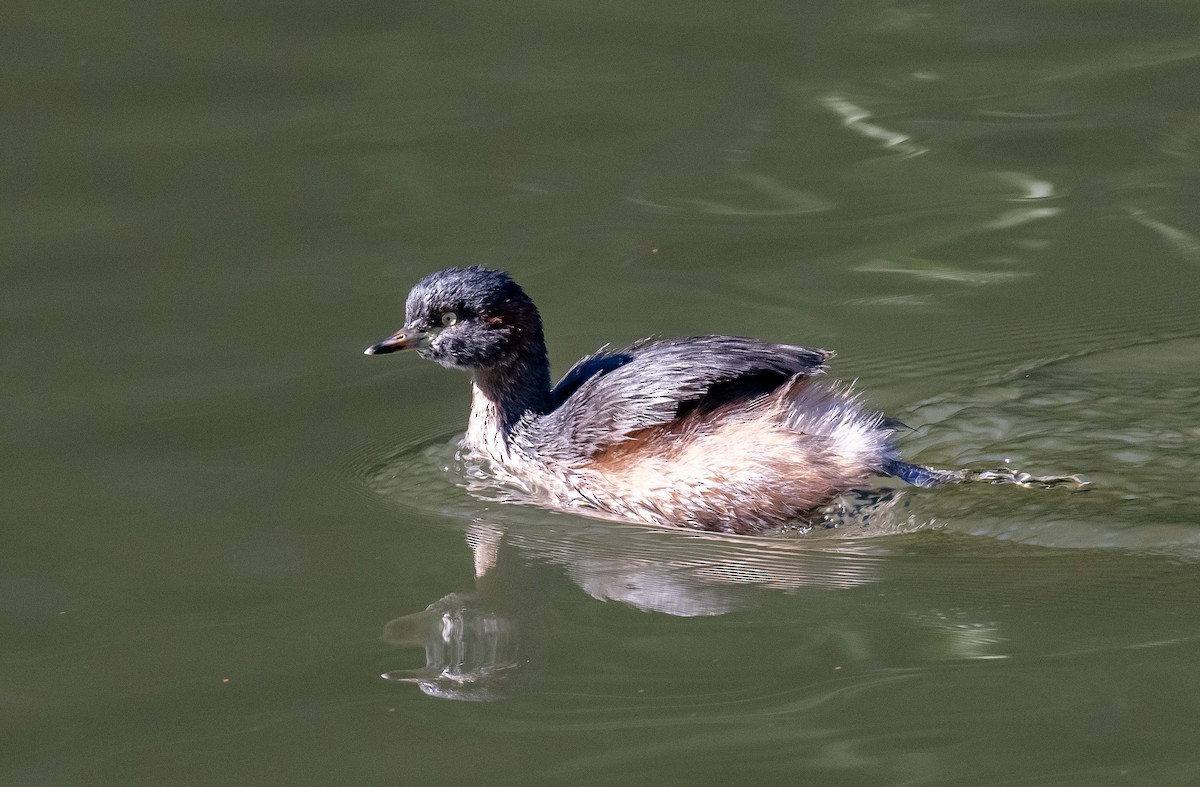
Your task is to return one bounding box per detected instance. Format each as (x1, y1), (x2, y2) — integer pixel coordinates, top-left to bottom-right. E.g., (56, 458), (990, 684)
(380, 592), (522, 702)
(380, 527), (549, 702)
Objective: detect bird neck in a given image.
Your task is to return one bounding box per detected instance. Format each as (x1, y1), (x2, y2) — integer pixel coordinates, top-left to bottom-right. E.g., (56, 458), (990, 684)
(466, 344), (552, 452)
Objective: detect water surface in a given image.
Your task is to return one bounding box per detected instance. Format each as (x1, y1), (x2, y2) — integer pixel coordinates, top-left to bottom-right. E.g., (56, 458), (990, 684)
(4, 0), (1200, 783)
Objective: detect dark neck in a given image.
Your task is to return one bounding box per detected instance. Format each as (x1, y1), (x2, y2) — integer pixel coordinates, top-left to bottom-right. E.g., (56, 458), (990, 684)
(470, 344), (552, 433)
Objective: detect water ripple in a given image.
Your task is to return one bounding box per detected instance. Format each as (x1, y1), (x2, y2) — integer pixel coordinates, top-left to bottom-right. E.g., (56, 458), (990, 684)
(821, 95), (927, 159)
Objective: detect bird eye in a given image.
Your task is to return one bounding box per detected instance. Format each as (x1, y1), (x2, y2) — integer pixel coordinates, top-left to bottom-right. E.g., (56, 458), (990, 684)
(440, 312), (457, 327)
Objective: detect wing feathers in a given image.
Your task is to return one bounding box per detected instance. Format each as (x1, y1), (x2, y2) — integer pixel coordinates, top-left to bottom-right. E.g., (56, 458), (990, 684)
(531, 335), (832, 463)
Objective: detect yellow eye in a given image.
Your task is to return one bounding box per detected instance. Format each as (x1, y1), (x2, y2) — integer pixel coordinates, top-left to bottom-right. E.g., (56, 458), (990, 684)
(441, 312), (457, 327)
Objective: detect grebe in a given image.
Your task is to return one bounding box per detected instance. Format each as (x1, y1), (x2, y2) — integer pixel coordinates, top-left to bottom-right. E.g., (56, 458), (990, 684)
(365, 266), (961, 534)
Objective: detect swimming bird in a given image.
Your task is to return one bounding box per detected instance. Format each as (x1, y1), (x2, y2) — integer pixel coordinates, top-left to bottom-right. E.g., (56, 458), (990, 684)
(365, 266), (962, 534)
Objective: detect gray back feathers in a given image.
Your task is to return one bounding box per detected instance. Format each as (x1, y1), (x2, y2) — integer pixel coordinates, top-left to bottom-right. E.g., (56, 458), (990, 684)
(524, 335), (833, 463)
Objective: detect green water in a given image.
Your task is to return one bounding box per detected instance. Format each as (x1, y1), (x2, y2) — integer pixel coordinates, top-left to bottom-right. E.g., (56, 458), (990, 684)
(5, 1), (1200, 783)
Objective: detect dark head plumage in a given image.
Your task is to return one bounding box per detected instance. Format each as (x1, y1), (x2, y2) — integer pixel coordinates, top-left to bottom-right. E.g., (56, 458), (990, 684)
(367, 266), (545, 371)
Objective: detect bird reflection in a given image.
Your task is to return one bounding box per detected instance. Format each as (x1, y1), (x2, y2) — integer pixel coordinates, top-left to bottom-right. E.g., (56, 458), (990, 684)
(380, 524), (548, 702)
(377, 489), (921, 701)
(376, 485), (1022, 701)
(475, 487), (913, 616)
